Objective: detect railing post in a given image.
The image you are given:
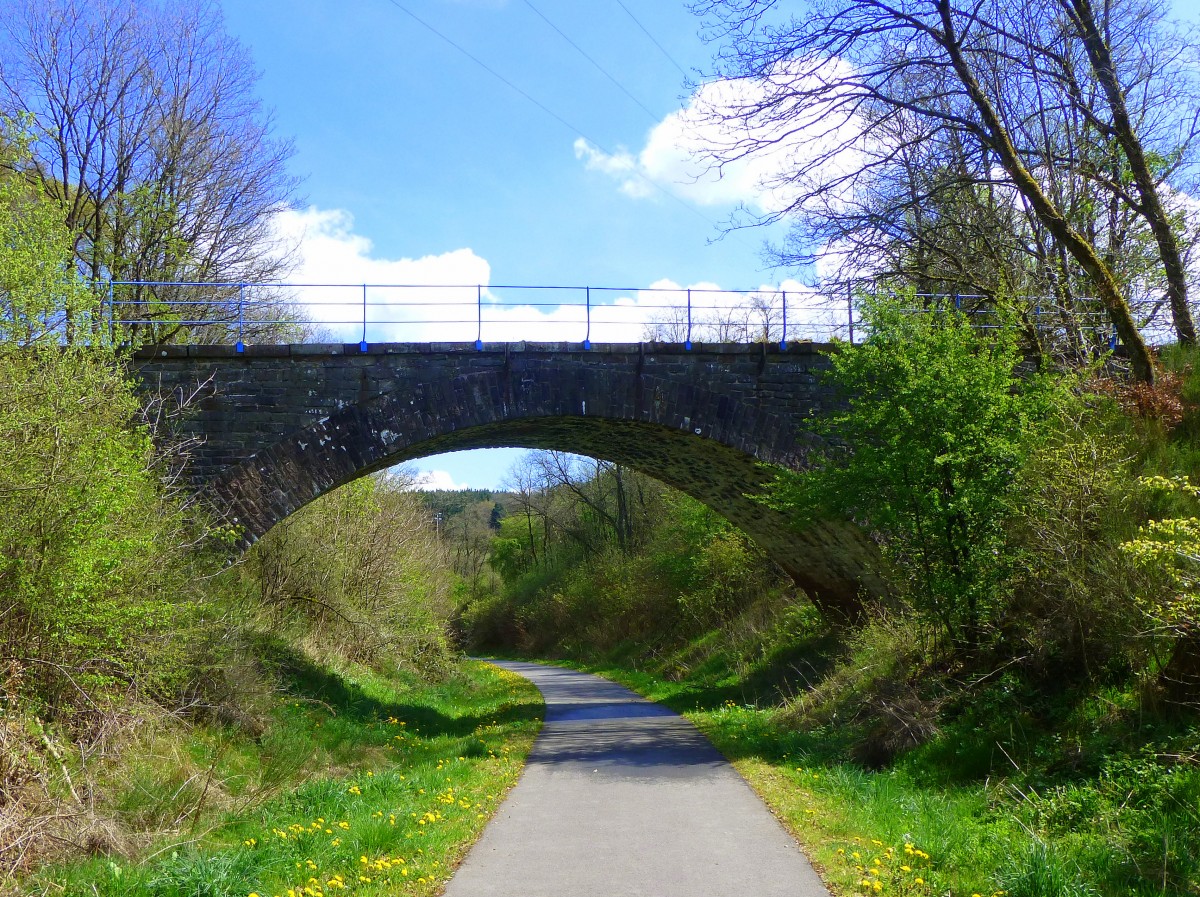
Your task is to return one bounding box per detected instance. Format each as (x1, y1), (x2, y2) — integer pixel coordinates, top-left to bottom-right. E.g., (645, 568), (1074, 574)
(236, 283), (245, 353)
(583, 287), (592, 349)
(360, 283), (368, 351)
(780, 290), (788, 349)
(685, 288), (693, 350)
(107, 280), (115, 346)
(475, 285), (483, 350)
(847, 283), (855, 344)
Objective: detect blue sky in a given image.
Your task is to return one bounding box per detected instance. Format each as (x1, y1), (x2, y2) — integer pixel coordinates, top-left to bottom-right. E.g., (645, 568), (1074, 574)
(223, 0), (782, 289)
(221, 0), (1200, 491)
(221, 0), (804, 490)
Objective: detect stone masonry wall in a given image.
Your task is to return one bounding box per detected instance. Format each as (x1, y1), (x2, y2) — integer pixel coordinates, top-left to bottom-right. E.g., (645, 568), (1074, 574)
(133, 341), (883, 619)
(135, 341), (837, 476)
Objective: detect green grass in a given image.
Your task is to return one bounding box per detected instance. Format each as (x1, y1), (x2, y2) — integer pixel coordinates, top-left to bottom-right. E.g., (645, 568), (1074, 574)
(538, 656), (1198, 897)
(22, 656), (542, 897)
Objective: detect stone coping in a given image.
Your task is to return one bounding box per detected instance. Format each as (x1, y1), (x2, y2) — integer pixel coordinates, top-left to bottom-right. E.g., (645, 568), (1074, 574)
(132, 340), (836, 359)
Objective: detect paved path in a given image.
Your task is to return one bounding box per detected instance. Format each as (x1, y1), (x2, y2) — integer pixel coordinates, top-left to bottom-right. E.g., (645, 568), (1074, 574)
(443, 660), (830, 897)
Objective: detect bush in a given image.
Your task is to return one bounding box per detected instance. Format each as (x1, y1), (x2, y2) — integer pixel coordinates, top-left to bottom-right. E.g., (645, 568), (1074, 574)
(2, 131), (207, 716)
(1003, 396), (1149, 681)
(0, 347), (206, 724)
(241, 474), (456, 675)
(766, 295), (1060, 647)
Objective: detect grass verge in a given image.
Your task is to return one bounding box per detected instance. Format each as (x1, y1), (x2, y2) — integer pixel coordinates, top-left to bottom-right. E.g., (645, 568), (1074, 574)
(20, 655), (541, 897)
(543, 657), (1197, 897)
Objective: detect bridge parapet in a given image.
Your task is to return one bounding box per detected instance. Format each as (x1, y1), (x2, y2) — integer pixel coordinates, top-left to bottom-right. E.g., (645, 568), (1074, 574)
(135, 340), (839, 479)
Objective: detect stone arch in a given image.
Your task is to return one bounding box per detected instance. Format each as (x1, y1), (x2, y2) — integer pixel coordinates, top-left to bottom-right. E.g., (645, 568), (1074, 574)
(205, 367), (883, 620)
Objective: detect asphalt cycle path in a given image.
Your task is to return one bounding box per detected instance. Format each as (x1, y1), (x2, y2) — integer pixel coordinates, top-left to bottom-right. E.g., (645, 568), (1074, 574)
(442, 660), (831, 897)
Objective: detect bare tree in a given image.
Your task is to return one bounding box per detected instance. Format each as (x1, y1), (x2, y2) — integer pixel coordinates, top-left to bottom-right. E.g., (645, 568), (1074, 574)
(0, 0), (300, 344)
(1054, 0), (1199, 344)
(693, 0), (1200, 380)
(501, 455), (554, 567)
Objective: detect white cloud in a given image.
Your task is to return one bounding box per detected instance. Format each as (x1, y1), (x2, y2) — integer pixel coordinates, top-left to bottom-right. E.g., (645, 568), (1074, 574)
(274, 206), (491, 285)
(573, 141), (655, 199)
(267, 205), (849, 344)
(580, 277), (850, 343)
(412, 469), (472, 491)
(575, 59), (865, 216)
(268, 206), (491, 343)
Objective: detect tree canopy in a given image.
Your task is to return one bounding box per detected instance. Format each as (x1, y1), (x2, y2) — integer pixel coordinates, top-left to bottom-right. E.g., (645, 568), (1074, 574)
(693, 0), (1200, 380)
(0, 0), (299, 343)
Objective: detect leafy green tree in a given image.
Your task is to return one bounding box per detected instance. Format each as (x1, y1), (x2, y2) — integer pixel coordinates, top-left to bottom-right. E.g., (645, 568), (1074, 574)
(765, 296), (1054, 646)
(0, 123), (97, 346)
(0, 138), (200, 716)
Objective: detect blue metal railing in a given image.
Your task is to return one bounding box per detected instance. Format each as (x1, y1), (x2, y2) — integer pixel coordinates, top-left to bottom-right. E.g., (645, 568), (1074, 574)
(103, 281), (862, 351)
(101, 280), (1119, 353)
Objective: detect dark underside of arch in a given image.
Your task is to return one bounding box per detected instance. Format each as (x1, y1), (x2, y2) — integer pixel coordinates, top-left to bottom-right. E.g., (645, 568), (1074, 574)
(207, 405), (884, 622)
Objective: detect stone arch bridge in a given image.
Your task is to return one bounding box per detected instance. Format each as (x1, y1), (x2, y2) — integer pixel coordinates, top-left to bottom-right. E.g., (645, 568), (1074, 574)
(133, 341), (884, 620)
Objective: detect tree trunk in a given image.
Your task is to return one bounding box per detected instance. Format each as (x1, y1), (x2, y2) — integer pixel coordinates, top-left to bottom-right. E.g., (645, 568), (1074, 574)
(1064, 0), (1196, 346)
(936, 0), (1156, 382)
(1160, 627), (1200, 708)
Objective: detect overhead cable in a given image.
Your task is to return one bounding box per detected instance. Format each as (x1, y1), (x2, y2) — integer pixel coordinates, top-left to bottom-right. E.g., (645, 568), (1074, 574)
(613, 0), (691, 79)
(521, 0), (661, 124)
(380, 0), (726, 231)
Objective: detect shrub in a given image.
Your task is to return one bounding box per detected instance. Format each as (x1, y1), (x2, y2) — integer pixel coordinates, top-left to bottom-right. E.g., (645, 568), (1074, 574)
(242, 474), (456, 675)
(1003, 396), (1148, 681)
(766, 295), (1059, 647)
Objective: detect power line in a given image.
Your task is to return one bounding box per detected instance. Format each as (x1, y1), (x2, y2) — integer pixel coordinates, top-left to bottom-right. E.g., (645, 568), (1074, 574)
(613, 0), (691, 80)
(379, 0), (727, 232)
(521, 0), (660, 124)
(382, 0), (585, 145)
